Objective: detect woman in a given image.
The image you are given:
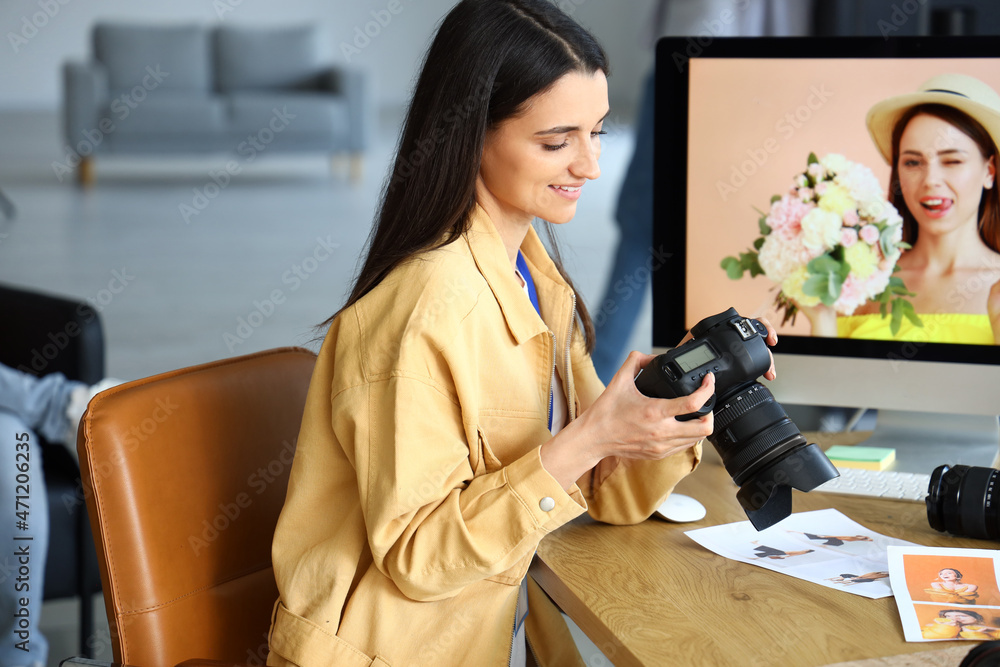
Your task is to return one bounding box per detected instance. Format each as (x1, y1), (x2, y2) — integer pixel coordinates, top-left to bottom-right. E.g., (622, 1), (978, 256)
(921, 609), (1000, 640)
(266, 2), (776, 665)
(925, 567), (980, 605)
(825, 572), (888, 586)
(804, 74), (1000, 345)
(793, 532), (872, 547)
(748, 541), (812, 560)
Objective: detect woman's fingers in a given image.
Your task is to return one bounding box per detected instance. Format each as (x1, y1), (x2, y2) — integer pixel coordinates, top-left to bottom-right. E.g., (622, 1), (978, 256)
(756, 315), (778, 346)
(755, 315), (778, 380)
(613, 350), (657, 387)
(660, 372), (714, 419)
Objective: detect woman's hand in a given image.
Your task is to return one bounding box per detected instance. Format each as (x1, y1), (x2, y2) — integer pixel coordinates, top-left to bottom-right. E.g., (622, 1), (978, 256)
(988, 278), (1000, 345)
(539, 351), (714, 490)
(756, 315), (778, 381)
(585, 351), (715, 461)
(797, 302), (838, 337)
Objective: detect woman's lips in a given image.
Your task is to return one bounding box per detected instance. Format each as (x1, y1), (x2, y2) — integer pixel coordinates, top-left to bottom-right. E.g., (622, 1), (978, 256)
(919, 197), (953, 218)
(550, 184), (582, 201)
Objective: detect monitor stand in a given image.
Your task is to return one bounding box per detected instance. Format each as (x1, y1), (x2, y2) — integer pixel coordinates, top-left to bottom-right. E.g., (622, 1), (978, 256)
(857, 409), (1000, 474)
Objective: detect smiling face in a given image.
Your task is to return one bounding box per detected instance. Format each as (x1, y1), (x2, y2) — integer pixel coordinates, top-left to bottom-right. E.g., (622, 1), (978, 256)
(943, 611), (980, 625)
(477, 70), (609, 228)
(896, 113), (996, 239)
(939, 568), (960, 582)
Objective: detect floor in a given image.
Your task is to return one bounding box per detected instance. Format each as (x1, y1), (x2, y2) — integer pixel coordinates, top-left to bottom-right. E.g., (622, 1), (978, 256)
(2, 108), (643, 665)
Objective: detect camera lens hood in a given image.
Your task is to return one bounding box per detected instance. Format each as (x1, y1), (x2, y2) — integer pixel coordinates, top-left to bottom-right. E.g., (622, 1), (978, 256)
(735, 443), (840, 531)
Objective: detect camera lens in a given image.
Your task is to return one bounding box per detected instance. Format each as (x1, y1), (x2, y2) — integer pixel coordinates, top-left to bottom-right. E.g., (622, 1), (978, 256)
(927, 464), (1000, 541)
(710, 382), (806, 485)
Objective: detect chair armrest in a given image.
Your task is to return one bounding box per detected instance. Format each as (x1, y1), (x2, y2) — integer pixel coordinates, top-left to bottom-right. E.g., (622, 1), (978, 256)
(63, 60), (109, 155)
(321, 65), (375, 152)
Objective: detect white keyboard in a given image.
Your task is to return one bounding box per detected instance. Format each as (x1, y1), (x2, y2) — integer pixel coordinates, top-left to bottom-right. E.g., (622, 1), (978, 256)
(812, 467), (931, 502)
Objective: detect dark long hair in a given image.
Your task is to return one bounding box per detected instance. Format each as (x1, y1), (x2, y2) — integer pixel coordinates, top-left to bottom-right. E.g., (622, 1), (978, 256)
(888, 103), (1000, 253)
(322, 0), (607, 352)
(940, 609), (985, 624)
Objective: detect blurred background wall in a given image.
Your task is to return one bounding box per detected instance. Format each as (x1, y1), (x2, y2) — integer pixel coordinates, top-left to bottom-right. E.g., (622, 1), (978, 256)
(0, 0), (659, 118)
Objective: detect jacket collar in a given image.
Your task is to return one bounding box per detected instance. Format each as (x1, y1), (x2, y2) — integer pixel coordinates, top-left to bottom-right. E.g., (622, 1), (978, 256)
(464, 204), (573, 345)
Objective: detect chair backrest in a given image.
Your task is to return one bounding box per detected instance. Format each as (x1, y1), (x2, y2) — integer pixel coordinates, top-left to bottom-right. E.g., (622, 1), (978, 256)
(0, 283), (104, 383)
(79, 347), (316, 666)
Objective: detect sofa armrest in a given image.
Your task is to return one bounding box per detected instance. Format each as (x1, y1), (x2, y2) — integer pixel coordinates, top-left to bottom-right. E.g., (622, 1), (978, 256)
(321, 66), (374, 153)
(63, 60), (109, 154)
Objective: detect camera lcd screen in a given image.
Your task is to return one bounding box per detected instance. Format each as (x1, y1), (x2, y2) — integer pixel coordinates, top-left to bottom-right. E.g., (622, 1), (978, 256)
(675, 343), (718, 373)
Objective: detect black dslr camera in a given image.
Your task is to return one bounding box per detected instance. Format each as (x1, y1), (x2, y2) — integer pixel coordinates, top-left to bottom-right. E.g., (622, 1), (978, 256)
(635, 307), (839, 530)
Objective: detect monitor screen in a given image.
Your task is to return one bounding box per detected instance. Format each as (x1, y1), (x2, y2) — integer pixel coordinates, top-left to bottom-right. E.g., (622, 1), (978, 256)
(652, 36), (1000, 467)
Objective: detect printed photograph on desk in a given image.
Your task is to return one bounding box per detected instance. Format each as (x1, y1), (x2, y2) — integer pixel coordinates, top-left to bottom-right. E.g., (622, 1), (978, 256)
(888, 546), (1000, 642)
(685, 509), (918, 599)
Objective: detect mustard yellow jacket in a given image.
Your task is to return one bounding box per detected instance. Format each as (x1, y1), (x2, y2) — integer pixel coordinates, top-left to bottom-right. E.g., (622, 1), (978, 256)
(266, 205), (700, 666)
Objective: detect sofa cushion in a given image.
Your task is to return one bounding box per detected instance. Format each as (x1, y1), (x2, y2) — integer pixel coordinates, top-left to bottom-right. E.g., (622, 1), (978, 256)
(227, 93), (349, 148)
(106, 94), (226, 138)
(214, 25), (325, 92)
(95, 23), (212, 93)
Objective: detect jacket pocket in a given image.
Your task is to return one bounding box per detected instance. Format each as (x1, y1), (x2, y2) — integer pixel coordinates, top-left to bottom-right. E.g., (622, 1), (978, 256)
(269, 601), (392, 667)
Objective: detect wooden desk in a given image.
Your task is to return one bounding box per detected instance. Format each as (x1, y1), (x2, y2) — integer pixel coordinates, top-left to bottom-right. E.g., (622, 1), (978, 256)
(531, 432), (997, 667)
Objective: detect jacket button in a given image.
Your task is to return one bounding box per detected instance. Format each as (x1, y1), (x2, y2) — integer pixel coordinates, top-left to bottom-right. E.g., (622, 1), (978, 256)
(539, 497), (555, 512)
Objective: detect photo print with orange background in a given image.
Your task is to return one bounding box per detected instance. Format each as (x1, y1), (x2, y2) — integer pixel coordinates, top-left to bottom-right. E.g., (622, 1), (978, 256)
(914, 604), (1000, 641)
(902, 553), (1000, 606)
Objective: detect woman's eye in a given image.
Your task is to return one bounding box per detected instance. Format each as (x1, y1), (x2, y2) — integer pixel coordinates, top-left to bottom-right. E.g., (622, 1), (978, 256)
(592, 130), (607, 138)
(544, 141), (569, 151)
(902, 159), (921, 168)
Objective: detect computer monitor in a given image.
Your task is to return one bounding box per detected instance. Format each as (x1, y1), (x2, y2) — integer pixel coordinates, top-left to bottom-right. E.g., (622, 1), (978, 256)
(652, 36), (1000, 472)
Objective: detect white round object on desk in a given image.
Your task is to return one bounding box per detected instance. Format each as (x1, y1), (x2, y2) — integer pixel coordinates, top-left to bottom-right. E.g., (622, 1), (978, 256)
(656, 493), (707, 523)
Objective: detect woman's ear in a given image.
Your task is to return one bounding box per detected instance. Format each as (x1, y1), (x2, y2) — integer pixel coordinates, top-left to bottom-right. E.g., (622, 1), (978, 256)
(985, 155), (996, 189)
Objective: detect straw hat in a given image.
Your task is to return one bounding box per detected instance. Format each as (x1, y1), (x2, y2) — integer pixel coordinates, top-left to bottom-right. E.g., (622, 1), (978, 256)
(865, 73), (1000, 164)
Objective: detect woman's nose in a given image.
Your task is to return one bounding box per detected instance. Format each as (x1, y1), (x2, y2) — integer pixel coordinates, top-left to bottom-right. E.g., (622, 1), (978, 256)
(925, 159), (945, 186)
(571, 140), (601, 180)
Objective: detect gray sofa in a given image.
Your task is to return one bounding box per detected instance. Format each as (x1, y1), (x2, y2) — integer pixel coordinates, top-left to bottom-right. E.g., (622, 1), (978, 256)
(63, 23), (373, 185)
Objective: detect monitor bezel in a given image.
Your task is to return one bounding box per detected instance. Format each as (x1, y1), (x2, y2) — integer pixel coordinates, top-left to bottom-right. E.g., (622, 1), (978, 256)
(653, 35), (1000, 366)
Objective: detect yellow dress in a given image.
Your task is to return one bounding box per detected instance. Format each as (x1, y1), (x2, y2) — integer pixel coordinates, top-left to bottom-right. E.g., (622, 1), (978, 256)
(921, 618), (1000, 640)
(837, 313), (994, 345)
(924, 584), (980, 605)
(959, 625), (1000, 640)
(922, 618), (962, 640)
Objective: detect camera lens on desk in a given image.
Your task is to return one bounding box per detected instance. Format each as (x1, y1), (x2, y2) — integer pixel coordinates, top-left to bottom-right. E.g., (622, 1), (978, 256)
(926, 464), (999, 541)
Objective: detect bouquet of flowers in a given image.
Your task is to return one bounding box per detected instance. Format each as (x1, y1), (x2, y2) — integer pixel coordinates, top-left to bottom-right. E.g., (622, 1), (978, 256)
(721, 153), (921, 334)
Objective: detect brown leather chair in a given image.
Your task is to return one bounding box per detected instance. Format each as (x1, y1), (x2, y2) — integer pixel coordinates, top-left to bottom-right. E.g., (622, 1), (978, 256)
(77, 347), (316, 666)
